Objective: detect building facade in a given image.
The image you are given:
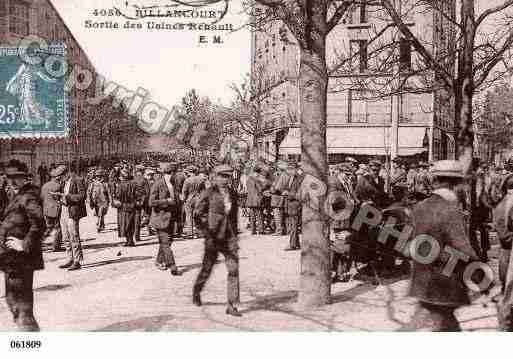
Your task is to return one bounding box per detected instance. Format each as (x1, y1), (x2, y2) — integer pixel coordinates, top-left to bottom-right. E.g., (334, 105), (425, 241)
(251, 0), (456, 163)
(0, 0), (144, 171)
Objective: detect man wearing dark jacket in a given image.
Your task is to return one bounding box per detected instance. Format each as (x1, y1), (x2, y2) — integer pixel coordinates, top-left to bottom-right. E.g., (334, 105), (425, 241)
(245, 165), (268, 235)
(150, 163), (181, 275)
(57, 167), (87, 271)
(133, 166), (150, 242)
(193, 164), (241, 317)
(283, 161), (303, 251)
(0, 165), (45, 331)
(41, 165), (66, 251)
(405, 160), (478, 331)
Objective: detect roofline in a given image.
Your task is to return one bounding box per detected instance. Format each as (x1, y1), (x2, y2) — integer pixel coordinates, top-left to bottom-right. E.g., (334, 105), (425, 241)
(45, 0), (95, 71)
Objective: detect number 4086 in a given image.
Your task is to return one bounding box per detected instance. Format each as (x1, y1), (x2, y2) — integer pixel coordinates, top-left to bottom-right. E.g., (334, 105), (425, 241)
(0, 105), (18, 124)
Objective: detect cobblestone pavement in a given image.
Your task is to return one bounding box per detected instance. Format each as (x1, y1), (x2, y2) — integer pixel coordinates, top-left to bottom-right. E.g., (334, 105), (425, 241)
(0, 209), (501, 331)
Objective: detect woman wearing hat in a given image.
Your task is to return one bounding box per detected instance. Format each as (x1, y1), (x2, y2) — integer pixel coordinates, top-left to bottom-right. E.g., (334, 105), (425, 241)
(0, 165), (45, 331)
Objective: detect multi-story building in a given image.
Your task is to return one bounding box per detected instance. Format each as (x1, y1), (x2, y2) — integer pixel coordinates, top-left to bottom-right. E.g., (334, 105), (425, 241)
(0, 0), (144, 171)
(251, 0), (456, 163)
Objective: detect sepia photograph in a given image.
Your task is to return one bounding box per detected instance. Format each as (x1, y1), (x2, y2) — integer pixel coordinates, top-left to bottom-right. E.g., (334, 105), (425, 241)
(1, 1), (513, 350)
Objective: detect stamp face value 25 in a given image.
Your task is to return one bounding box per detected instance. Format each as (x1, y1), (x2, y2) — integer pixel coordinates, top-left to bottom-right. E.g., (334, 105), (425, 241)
(0, 44), (68, 138)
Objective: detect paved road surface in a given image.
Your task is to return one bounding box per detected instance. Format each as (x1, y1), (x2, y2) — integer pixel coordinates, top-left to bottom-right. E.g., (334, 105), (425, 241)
(0, 208), (501, 331)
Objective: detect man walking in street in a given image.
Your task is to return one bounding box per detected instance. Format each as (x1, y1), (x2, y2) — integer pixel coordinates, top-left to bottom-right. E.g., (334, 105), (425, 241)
(492, 174), (513, 330)
(245, 164), (268, 235)
(405, 160), (478, 331)
(0, 164), (45, 331)
(181, 166), (202, 239)
(133, 165), (150, 242)
(193, 164), (241, 317)
(41, 165), (66, 251)
(57, 166), (87, 271)
(283, 161), (303, 251)
(150, 163), (181, 275)
(270, 161), (290, 236)
(87, 169), (110, 233)
(112, 169), (140, 247)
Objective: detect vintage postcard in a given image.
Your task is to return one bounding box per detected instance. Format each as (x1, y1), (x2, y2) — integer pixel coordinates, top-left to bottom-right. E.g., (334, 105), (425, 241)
(1, 0), (513, 352)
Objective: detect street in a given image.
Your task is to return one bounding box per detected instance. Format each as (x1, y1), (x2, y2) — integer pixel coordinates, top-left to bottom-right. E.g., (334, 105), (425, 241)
(0, 208), (501, 331)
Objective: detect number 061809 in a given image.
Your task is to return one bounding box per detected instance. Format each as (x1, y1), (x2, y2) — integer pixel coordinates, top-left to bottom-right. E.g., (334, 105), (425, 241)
(10, 340), (42, 349)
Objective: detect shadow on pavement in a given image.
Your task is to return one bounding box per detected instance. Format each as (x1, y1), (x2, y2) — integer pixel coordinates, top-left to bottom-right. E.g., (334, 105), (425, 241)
(82, 241), (125, 250)
(179, 257), (249, 275)
(93, 314), (175, 331)
(35, 284), (72, 292)
(82, 256), (153, 269)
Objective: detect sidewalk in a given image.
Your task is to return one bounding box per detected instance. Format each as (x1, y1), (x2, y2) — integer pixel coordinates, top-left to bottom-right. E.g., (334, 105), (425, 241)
(0, 209), (500, 331)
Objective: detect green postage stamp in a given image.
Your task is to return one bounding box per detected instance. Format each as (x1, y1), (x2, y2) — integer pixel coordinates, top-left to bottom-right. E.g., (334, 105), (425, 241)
(0, 44), (68, 138)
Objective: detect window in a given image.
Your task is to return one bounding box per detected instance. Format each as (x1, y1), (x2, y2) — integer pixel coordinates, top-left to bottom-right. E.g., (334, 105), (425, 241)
(9, 1), (29, 36)
(350, 40), (368, 73)
(347, 1), (368, 24)
(349, 90), (368, 123)
(399, 38), (412, 72)
(359, 0), (368, 23)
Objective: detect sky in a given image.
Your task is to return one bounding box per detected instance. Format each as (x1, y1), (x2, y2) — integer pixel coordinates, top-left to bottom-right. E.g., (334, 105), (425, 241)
(50, 0), (252, 109)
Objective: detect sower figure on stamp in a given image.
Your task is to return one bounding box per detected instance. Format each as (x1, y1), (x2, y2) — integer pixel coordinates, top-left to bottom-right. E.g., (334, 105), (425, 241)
(0, 165), (45, 331)
(193, 164), (241, 317)
(150, 162), (181, 275)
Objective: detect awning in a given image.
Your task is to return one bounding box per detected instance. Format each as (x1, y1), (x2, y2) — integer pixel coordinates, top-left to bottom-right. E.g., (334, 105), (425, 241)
(279, 126), (427, 156)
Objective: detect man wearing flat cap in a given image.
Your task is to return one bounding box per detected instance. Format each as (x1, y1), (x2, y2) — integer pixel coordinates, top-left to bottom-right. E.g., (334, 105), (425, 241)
(149, 162), (181, 275)
(57, 165), (87, 271)
(87, 170), (110, 233)
(493, 174), (513, 330)
(173, 163), (187, 238)
(41, 165), (66, 251)
(112, 169), (141, 247)
(283, 161), (303, 251)
(270, 161), (291, 236)
(355, 159), (387, 208)
(193, 164), (241, 316)
(133, 165), (150, 242)
(0, 164), (45, 331)
(405, 160), (479, 331)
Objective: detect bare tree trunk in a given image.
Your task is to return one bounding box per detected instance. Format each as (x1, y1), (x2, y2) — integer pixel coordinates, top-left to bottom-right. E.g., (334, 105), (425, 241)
(456, 0), (475, 174)
(298, 45), (330, 309)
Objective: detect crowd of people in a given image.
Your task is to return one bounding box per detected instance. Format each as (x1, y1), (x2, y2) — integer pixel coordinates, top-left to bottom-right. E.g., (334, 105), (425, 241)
(2, 152), (513, 331)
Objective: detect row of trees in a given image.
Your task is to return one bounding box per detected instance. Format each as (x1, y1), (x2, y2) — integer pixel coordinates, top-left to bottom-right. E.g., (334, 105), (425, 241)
(240, 0), (513, 308)
(157, 0), (513, 310)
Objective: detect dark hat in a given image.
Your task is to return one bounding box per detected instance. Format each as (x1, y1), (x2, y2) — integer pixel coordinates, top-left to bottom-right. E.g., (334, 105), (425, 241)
(287, 160), (298, 169)
(430, 160), (464, 178)
(120, 169), (130, 178)
(392, 157), (402, 163)
(501, 173), (513, 192)
(5, 166), (28, 177)
(345, 157), (358, 164)
(369, 159), (382, 167)
(160, 162), (178, 174)
(50, 164), (67, 177)
(214, 164), (233, 176)
(337, 162), (353, 173)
